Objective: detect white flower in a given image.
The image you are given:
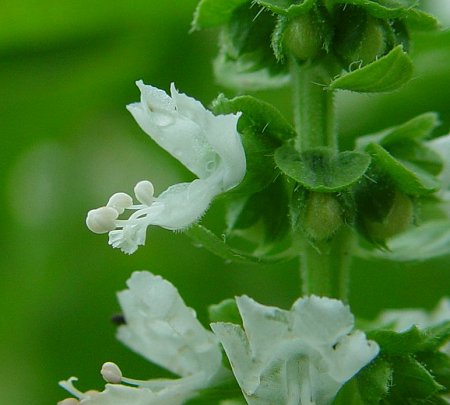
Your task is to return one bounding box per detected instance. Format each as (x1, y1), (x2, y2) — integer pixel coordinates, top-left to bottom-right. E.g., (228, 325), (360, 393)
(429, 134), (450, 201)
(86, 81), (246, 254)
(376, 297), (450, 332)
(211, 295), (379, 405)
(59, 271), (228, 404)
(116, 271), (223, 379)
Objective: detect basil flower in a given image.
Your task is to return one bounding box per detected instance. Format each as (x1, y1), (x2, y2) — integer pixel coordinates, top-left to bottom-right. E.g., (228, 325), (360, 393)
(211, 295), (379, 405)
(376, 297), (450, 333)
(86, 81), (246, 254)
(59, 271), (228, 404)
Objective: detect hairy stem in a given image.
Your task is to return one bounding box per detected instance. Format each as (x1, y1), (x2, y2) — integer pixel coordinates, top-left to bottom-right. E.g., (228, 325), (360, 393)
(291, 57), (337, 151)
(300, 228), (354, 301)
(291, 57), (352, 300)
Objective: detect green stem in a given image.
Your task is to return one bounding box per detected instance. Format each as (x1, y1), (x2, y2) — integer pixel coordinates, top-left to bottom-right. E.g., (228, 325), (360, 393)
(301, 227), (354, 301)
(291, 57), (353, 300)
(291, 57), (337, 151)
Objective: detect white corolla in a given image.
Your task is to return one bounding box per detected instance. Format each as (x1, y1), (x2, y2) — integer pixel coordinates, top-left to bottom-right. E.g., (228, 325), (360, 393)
(211, 295), (379, 405)
(86, 81), (246, 254)
(59, 271), (228, 404)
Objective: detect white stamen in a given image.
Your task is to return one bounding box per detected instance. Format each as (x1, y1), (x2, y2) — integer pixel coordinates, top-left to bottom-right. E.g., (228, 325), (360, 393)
(107, 192), (133, 214)
(134, 180), (155, 206)
(86, 207), (119, 234)
(101, 362), (123, 384)
(57, 398), (79, 405)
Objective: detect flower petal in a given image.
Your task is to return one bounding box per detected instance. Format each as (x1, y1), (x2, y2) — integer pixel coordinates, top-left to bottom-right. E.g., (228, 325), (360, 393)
(147, 177), (221, 230)
(107, 178), (220, 254)
(116, 271), (223, 379)
(70, 375), (202, 405)
(127, 81), (245, 186)
(212, 295), (379, 405)
(376, 297), (450, 332)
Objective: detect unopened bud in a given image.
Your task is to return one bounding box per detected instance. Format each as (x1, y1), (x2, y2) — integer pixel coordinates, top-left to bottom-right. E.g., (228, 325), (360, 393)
(134, 180), (155, 206)
(364, 191), (413, 241)
(107, 192), (133, 214)
(101, 362), (122, 384)
(86, 207), (118, 234)
(304, 193), (343, 241)
(284, 13), (323, 61)
(335, 9), (387, 66)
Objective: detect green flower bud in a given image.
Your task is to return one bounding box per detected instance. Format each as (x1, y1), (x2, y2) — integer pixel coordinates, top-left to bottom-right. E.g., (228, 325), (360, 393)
(303, 192), (343, 241)
(283, 13), (323, 61)
(362, 191), (414, 242)
(334, 7), (387, 66)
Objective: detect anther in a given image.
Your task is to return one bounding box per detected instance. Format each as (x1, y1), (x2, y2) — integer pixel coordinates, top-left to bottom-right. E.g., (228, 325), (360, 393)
(101, 362), (122, 384)
(107, 193), (133, 214)
(86, 207), (119, 234)
(134, 180), (155, 206)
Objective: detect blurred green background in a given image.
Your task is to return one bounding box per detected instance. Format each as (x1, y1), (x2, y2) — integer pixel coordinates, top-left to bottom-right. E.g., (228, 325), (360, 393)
(1, 1), (450, 404)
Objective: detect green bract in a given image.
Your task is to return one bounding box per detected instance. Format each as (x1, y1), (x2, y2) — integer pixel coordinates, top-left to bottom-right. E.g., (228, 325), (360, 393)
(329, 45), (413, 92)
(359, 220), (450, 262)
(326, 0), (438, 27)
(213, 3), (289, 90)
(212, 94), (296, 142)
(184, 224), (295, 264)
(254, 0), (315, 16)
(275, 145), (371, 192)
(192, 0), (248, 29)
(212, 93), (294, 193)
(367, 143), (440, 195)
(336, 322), (450, 403)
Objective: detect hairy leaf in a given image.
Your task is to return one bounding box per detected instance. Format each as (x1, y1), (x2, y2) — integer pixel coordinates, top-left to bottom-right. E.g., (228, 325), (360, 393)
(330, 46), (413, 93)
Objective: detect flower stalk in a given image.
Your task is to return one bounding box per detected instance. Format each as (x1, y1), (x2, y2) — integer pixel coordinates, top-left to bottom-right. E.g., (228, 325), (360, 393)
(291, 57), (353, 300)
(291, 57), (338, 151)
(301, 227), (354, 301)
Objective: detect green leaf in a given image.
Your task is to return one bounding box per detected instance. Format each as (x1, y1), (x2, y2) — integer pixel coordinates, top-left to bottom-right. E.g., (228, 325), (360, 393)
(275, 145), (371, 192)
(369, 327), (424, 356)
(419, 321), (450, 352)
(368, 322), (450, 355)
(359, 220), (450, 262)
(209, 298), (242, 325)
(329, 45), (413, 93)
(192, 0), (248, 30)
(356, 112), (441, 150)
(404, 9), (441, 31)
(367, 143), (440, 195)
(184, 224), (294, 264)
(389, 356), (444, 400)
(363, 325), (450, 402)
(388, 141), (443, 176)
(417, 351), (450, 393)
(381, 112), (440, 146)
(212, 3), (289, 91)
(212, 94), (296, 142)
(236, 126), (280, 194)
(226, 179), (291, 245)
(333, 358), (392, 404)
(254, 0), (315, 17)
(213, 52), (290, 91)
(213, 94), (294, 194)
(328, 0), (439, 28)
